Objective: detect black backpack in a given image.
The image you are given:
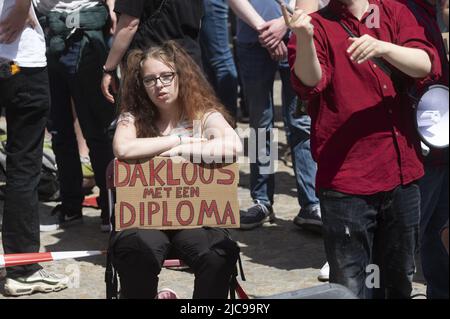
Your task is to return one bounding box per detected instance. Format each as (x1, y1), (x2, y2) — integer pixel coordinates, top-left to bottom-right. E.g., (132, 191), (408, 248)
(0, 136), (60, 202)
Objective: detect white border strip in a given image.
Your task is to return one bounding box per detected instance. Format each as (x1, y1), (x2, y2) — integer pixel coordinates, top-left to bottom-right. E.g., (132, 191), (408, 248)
(0, 255), (5, 267)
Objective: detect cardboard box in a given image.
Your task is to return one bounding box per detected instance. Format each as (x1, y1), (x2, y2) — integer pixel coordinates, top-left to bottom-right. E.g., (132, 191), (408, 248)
(114, 157), (240, 230)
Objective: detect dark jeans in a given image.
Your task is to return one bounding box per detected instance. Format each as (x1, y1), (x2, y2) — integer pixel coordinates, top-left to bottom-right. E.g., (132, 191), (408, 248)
(47, 42), (114, 219)
(111, 227), (239, 299)
(0, 67), (49, 278)
(237, 42), (319, 209)
(319, 183), (420, 299)
(419, 164), (449, 299)
(200, 0), (238, 118)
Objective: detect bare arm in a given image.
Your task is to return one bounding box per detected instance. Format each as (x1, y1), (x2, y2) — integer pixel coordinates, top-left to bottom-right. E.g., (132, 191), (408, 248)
(160, 113), (243, 162)
(283, 3), (322, 87)
(105, 0), (117, 34)
(0, 0), (32, 44)
(228, 0), (265, 30)
(113, 118), (181, 160)
(104, 13), (139, 71)
(101, 13), (140, 103)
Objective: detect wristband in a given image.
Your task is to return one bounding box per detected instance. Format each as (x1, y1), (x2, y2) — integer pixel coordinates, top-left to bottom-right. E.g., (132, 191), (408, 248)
(103, 65), (116, 76)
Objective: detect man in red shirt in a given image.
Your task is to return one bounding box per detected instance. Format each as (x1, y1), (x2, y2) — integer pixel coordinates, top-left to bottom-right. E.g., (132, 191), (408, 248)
(285, 0), (441, 298)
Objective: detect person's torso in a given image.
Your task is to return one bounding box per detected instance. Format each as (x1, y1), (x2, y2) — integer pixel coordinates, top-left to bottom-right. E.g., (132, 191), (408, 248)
(131, 0), (203, 63)
(0, 0), (46, 67)
(302, 0), (426, 194)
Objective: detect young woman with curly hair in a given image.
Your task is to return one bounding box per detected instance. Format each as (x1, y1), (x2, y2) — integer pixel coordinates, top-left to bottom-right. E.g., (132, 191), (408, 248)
(110, 41), (242, 299)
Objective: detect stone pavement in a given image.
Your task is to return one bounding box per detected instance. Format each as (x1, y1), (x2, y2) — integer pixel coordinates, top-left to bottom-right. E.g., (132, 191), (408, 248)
(0, 87), (427, 299)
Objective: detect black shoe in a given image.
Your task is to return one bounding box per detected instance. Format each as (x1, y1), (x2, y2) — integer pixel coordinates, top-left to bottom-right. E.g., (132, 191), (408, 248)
(240, 200), (275, 230)
(293, 206), (323, 228)
(40, 204), (83, 232)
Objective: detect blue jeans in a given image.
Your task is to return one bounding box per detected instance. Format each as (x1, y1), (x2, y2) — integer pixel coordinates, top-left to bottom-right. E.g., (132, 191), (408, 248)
(200, 0), (238, 117)
(319, 184), (420, 299)
(236, 42), (319, 209)
(419, 164), (449, 299)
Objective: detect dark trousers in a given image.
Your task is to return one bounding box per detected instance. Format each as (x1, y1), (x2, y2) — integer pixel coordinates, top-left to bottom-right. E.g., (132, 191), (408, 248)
(47, 43), (114, 218)
(111, 227), (239, 299)
(319, 183), (420, 299)
(419, 164), (449, 299)
(0, 67), (49, 278)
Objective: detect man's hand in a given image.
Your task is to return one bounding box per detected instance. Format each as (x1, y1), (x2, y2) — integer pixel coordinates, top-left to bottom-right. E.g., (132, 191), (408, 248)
(0, 0), (31, 44)
(347, 34), (390, 64)
(257, 17), (288, 50)
(269, 41), (288, 61)
(281, 6), (314, 41)
(101, 72), (119, 104)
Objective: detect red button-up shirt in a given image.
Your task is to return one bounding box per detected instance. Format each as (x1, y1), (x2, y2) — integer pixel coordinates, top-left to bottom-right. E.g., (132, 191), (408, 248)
(288, 0), (441, 195)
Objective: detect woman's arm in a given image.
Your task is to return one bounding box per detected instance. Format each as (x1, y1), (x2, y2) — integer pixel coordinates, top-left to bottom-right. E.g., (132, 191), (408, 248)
(160, 113), (243, 162)
(113, 117), (180, 160)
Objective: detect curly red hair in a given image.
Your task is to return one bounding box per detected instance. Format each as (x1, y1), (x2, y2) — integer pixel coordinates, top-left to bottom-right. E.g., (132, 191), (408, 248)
(119, 41), (233, 138)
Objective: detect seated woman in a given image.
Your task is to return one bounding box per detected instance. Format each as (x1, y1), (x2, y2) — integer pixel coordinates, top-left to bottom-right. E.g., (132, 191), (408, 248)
(111, 41), (243, 299)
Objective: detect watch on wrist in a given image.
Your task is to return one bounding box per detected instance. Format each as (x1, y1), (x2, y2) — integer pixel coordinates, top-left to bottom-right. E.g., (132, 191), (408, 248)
(103, 65), (116, 76)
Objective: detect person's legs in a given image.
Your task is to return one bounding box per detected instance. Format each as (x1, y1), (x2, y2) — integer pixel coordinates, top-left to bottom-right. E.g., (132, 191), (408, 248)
(68, 45), (115, 228)
(419, 165), (449, 299)
(0, 67), (49, 278)
(200, 0), (238, 118)
(236, 43), (278, 229)
(373, 183), (420, 299)
(47, 61), (84, 217)
(237, 43), (277, 207)
(278, 61), (320, 225)
(112, 229), (171, 299)
(171, 228), (239, 299)
(320, 190), (379, 299)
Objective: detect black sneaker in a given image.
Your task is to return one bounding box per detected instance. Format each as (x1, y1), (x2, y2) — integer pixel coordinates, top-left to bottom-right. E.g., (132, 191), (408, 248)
(293, 206), (323, 228)
(40, 204), (83, 232)
(240, 200), (275, 230)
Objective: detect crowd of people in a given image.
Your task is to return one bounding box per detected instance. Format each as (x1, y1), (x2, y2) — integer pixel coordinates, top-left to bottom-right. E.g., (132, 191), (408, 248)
(0, 0), (448, 299)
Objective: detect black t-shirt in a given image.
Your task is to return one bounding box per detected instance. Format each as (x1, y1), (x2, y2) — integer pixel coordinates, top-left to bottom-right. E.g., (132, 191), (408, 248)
(114, 0), (203, 66)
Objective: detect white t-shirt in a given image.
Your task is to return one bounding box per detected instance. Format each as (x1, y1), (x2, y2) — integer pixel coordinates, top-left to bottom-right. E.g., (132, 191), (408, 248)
(33, 0), (99, 15)
(0, 0), (46, 67)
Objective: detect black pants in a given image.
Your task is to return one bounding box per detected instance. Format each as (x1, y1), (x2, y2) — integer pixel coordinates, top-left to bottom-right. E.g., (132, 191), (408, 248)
(319, 183), (420, 299)
(47, 41), (114, 219)
(0, 67), (49, 278)
(111, 227), (240, 299)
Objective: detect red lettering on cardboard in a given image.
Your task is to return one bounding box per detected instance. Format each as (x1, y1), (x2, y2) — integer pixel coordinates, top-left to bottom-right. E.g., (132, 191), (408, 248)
(217, 167), (235, 185)
(129, 162), (148, 187)
(221, 201), (236, 225)
(147, 202), (160, 225)
(115, 160), (131, 187)
(176, 201), (195, 226)
(181, 163), (198, 185)
(199, 166), (214, 184)
(162, 201), (172, 226)
(197, 200), (221, 225)
(119, 201), (136, 229)
(166, 159), (181, 186)
(149, 160), (166, 186)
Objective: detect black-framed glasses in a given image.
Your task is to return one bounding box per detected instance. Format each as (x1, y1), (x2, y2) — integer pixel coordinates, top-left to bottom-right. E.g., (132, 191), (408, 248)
(142, 72), (177, 88)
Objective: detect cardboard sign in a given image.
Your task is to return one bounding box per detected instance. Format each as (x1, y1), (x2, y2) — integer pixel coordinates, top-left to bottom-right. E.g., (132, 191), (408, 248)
(114, 157), (240, 231)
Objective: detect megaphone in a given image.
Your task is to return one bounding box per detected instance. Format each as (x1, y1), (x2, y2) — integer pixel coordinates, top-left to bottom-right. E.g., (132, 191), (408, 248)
(414, 84), (449, 149)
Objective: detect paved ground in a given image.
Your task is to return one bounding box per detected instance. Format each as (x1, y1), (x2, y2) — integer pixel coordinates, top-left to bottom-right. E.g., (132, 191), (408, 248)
(0, 82), (427, 299)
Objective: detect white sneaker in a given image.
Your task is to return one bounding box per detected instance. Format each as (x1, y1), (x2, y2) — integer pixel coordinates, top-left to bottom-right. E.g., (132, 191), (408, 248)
(4, 269), (69, 296)
(318, 262), (330, 282)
